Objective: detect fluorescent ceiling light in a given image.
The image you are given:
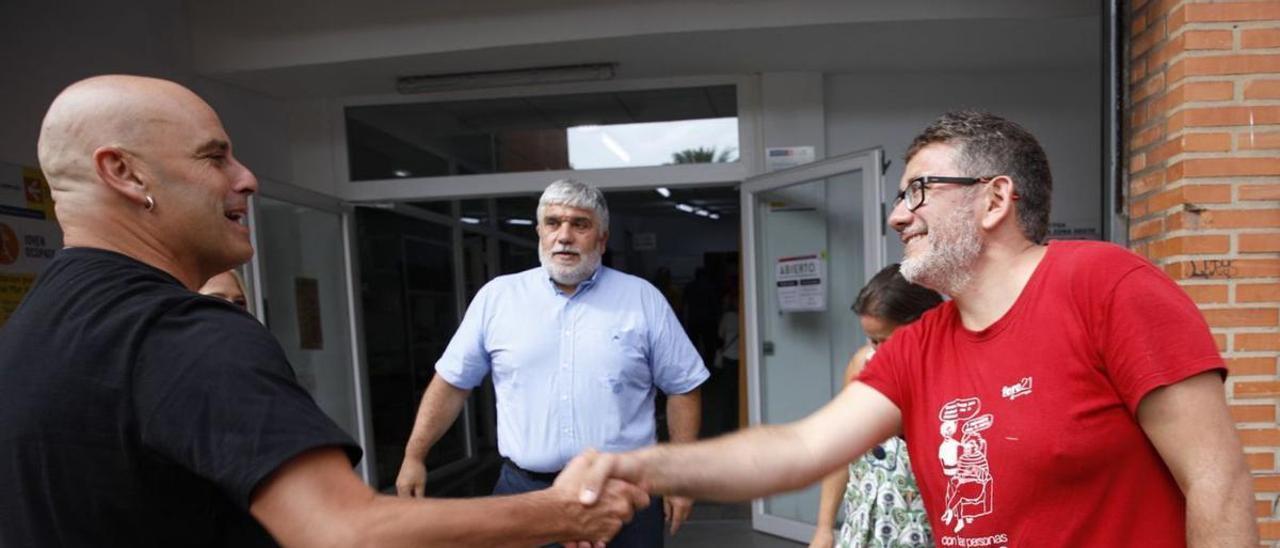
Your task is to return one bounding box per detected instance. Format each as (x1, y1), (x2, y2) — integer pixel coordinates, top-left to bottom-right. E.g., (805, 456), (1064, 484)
(694, 209), (710, 217)
(655, 187), (671, 198)
(397, 63), (616, 94)
(392, 169), (412, 178)
(675, 203), (694, 213)
(460, 217), (481, 225)
(506, 218), (534, 226)
(600, 133), (631, 163)
(709, 213), (721, 220)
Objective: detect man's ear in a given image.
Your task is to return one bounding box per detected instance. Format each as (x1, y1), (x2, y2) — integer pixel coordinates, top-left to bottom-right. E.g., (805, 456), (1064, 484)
(980, 175), (1017, 231)
(92, 146), (150, 208)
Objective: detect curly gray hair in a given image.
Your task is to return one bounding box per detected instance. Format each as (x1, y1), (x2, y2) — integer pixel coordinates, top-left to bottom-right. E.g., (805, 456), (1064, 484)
(536, 178), (609, 235)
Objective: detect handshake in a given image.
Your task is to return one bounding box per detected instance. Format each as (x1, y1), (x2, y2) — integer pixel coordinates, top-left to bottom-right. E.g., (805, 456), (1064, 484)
(395, 445), (704, 547)
(548, 449), (653, 548)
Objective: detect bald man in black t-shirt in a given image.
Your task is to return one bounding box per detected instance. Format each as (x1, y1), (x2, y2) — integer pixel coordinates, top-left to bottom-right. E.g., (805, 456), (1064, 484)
(0, 75), (646, 547)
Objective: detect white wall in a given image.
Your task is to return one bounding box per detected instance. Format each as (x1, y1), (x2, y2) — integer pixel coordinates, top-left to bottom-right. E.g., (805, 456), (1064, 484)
(825, 69), (1104, 253)
(0, 0), (296, 191)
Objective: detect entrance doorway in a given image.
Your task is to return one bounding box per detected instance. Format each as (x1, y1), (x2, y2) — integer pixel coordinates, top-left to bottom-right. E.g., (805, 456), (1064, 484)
(358, 183), (745, 496)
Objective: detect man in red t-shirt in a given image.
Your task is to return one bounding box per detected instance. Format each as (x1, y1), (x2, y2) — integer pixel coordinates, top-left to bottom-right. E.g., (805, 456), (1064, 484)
(570, 111), (1258, 546)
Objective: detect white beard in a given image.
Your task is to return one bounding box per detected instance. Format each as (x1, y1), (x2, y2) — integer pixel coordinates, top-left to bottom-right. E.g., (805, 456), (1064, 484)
(900, 201), (981, 296)
(539, 244), (603, 288)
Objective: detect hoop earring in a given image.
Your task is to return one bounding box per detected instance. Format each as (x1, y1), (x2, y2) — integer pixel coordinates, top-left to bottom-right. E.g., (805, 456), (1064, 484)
(144, 195), (155, 211)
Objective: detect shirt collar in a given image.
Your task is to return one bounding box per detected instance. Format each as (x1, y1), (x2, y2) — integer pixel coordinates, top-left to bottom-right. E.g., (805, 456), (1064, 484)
(544, 266), (605, 296)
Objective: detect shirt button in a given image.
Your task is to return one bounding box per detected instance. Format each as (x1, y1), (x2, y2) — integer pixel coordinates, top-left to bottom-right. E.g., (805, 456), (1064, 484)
(560, 395), (569, 401)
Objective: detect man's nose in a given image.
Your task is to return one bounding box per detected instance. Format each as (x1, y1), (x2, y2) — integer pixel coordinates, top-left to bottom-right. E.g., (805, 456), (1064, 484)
(887, 199), (912, 234)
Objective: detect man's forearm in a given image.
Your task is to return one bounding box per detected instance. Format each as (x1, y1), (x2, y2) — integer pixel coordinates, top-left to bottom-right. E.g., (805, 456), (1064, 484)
(356, 491), (581, 547)
(404, 375), (471, 459)
(617, 383), (899, 502)
(1185, 465), (1258, 547)
(666, 388), (701, 443)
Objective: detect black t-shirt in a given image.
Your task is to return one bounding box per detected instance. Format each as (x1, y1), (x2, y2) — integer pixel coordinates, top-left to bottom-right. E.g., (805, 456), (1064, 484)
(0, 248), (361, 546)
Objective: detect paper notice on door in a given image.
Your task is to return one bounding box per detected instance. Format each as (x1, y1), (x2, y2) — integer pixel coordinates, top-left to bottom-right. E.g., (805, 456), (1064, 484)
(776, 254), (826, 312)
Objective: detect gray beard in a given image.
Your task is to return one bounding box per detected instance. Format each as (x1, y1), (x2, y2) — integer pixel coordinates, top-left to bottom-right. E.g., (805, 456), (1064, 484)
(539, 247), (602, 288)
(900, 203), (981, 296)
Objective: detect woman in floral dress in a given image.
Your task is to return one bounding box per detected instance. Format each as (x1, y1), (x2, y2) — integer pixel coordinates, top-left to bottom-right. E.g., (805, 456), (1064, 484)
(809, 264), (941, 548)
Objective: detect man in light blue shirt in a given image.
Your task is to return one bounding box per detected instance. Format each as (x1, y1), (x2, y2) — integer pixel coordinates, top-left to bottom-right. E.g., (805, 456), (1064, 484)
(395, 179), (708, 547)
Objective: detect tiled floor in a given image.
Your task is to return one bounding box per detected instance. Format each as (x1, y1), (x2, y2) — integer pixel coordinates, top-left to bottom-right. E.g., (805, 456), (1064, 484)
(666, 503), (803, 548)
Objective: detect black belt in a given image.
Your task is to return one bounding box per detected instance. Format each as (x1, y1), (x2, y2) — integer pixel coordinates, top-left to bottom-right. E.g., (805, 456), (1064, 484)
(502, 458), (560, 483)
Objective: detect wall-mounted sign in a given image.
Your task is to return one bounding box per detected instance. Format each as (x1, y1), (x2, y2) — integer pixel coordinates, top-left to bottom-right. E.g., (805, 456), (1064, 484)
(765, 146), (815, 172)
(776, 253), (826, 312)
(0, 163), (61, 328)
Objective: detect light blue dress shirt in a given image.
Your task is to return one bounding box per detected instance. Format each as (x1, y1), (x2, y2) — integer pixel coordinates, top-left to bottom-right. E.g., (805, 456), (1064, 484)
(435, 266), (709, 473)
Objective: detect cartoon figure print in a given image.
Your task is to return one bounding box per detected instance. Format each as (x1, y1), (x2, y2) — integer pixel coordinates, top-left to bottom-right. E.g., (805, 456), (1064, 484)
(937, 397), (994, 533)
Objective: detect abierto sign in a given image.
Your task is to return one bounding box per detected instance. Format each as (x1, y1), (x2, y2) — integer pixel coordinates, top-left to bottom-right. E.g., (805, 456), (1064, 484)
(775, 253), (825, 312)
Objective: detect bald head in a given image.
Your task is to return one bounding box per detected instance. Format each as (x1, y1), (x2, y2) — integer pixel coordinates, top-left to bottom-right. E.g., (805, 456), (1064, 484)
(38, 75), (212, 195)
(34, 75), (259, 291)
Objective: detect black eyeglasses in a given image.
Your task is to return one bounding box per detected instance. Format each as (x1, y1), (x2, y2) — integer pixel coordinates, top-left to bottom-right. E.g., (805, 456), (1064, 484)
(893, 176), (995, 212)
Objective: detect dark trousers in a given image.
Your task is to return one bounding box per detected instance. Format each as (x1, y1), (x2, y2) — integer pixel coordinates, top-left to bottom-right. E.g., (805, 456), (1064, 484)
(494, 461), (664, 548)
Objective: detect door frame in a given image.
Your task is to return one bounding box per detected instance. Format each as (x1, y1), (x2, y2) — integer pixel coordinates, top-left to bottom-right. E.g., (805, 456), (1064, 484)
(247, 179), (378, 484)
(739, 147), (885, 541)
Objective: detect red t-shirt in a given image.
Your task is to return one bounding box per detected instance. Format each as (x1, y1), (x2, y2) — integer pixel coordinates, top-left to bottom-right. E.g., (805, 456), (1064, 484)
(859, 241), (1224, 547)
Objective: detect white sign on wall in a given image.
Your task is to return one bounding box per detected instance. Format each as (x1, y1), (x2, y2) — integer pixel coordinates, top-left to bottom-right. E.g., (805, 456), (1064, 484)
(776, 253), (826, 312)
(765, 146), (815, 172)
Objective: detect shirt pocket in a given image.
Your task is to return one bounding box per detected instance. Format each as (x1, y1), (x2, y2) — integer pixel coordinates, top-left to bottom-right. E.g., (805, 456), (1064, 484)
(584, 326), (651, 388)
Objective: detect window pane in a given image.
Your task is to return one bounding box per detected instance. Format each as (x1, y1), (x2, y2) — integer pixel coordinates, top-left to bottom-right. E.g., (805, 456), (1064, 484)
(346, 85), (737, 181)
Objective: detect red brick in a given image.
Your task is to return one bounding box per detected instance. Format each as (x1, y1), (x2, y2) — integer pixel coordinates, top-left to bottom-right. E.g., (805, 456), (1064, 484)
(1262, 519), (1280, 539)
(1184, 29), (1235, 50)
(1132, 19), (1166, 59)
(1130, 217), (1164, 240)
(1182, 3), (1280, 24)
(1167, 59), (1187, 87)
(1241, 233), (1280, 254)
(1183, 132), (1232, 152)
(1134, 72), (1166, 102)
(1241, 184), (1280, 201)
(1148, 34), (1185, 68)
(1238, 332), (1280, 351)
(1131, 125), (1164, 150)
(1130, 153), (1147, 175)
(1243, 28), (1280, 49)
(1178, 106), (1280, 128)
(1146, 138), (1182, 166)
(1228, 356), (1278, 375)
(1247, 452), (1276, 471)
(1181, 157), (1280, 178)
(1150, 234), (1232, 258)
(1236, 380), (1280, 398)
(1233, 404), (1278, 424)
(1200, 210), (1280, 229)
(1131, 10), (1148, 36)
(1241, 429), (1280, 446)
(1183, 283), (1230, 304)
(1214, 332), (1228, 352)
(1239, 131), (1280, 150)
(1239, 284), (1280, 303)
(1207, 307), (1280, 328)
(1258, 500), (1275, 519)
(1171, 54), (1280, 83)
(1131, 60), (1147, 84)
(1131, 170), (1167, 196)
(1255, 474), (1280, 493)
(1164, 258), (1280, 280)
(1246, 79), (1280, 100)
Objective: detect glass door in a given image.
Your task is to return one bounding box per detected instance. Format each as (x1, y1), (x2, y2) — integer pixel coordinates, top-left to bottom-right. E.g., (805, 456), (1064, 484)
(741, 148), (885, 542)
(247, 192), (374, 482)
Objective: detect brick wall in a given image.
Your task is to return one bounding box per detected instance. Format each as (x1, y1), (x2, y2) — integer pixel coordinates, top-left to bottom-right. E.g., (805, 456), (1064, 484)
(1128, 0), (1280, 543)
